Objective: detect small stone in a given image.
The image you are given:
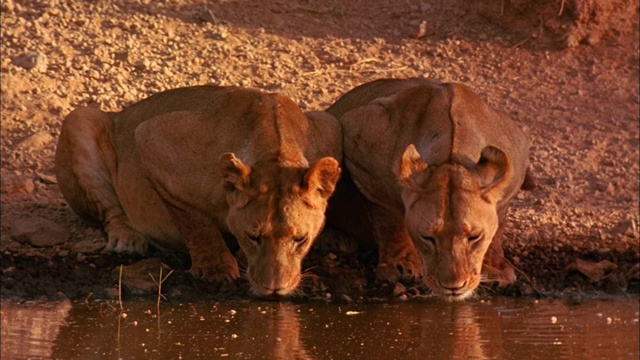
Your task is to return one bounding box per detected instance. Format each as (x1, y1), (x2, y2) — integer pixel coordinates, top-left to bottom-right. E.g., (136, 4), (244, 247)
(1, 172), (35, 194)
(320, 253), (338, 268)
(2, 0), (14, 13)
(11, 217), (69, 247)
(392, 282), (407, 297)
(112, 258), (172, 295)
(71, 238), (105, 254)
(105, 287), (119, 298)
(341, 294), (353, 303)
(36, 172), (57, 184)
(565, 258), (618, 282)
(12, 52), (48, 72)
(17, 131), (54, 151)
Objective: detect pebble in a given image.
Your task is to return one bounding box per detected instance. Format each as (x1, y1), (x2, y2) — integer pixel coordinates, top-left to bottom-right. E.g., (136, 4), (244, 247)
(16, 131), (54, 151)
(1, 173), (35, 194)
(392, 282), (407, 297)
(341, 294), (353, 303)
(12, 51), (48, 72)
(11, 217), (70, 247)
(112, 258), (172, 294)
(71, 238), (105, 254)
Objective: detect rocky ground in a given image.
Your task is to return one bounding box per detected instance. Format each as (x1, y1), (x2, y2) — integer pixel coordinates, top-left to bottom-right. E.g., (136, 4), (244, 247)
(1, 0), (638, 303)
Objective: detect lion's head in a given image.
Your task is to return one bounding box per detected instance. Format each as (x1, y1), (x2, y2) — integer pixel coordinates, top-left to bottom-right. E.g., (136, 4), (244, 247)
(220, 153), (341, 298)
(396, 144), (512, 301)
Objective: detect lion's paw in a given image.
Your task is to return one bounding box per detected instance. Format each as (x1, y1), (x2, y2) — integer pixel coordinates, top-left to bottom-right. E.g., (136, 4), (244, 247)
(376, 258), (422, 283)
(482, 262), (516, 287)
(104, 227), (149, 255)
(190, 259), (240, 284)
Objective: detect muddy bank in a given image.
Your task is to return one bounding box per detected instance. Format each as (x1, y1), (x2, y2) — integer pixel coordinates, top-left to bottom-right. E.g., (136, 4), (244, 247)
(1, 0), (638, 302)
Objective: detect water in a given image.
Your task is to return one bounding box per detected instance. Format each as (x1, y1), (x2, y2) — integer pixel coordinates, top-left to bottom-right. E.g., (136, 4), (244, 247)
(2, 297), (638, 359)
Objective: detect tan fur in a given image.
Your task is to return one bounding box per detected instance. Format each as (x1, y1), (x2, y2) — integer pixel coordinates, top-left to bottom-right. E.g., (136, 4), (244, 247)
(55, 85), (342, 298)
(327, 78), (529, 300)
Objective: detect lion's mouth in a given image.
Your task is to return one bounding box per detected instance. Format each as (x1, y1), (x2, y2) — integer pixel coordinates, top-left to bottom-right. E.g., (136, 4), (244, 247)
(264, 292), (285, 301)
(442, 290), (474, 302)
(247, 271), (301, 299)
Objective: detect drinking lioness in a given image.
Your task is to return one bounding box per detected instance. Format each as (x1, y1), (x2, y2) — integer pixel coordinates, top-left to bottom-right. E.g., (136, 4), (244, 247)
(55, 85), (342, 298)
(327, 78), (531, 300)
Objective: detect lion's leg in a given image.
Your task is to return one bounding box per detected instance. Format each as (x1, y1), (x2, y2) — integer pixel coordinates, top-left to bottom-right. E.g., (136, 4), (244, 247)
(55, 107), (148, 254)
(370, 205), (422, 283)
(164, 205), (239, 283)
(483, 221), (516, 286)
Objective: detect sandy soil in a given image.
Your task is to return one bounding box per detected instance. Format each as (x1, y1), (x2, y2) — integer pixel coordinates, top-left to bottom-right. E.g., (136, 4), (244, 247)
(1, 0), (638, 302)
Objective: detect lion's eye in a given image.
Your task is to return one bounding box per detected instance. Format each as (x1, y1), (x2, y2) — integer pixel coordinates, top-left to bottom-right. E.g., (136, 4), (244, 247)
(293, 235), (308, 244)
(247, 233), (261, 244)
(421, 235), (436, 245)
(467, 234), (482, 243)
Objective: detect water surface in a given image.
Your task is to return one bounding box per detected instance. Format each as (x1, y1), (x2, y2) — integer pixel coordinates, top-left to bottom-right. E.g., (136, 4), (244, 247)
(2, 297), (638, 359)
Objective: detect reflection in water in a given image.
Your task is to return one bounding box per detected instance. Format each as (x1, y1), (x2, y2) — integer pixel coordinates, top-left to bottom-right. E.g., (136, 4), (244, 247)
(0, 298), (637, 359)
(1, 300), (72, 360)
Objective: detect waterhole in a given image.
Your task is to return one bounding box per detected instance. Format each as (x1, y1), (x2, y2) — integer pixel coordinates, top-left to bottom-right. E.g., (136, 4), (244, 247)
(2, 297), (638, 359)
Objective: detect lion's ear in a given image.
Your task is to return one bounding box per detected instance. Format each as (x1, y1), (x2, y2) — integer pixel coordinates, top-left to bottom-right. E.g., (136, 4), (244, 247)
(219, 153), (251, 193)
(396, 144), (428, 187)
(476, 145), (512, 203)
(304, 157), (341, 200)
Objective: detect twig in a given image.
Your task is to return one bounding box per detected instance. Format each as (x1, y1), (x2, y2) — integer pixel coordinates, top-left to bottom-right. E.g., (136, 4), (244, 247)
(84, 292), (94, 305)
(501, 256), (542, 297)
(511, 13), (544, 49)
(303, 65), (409, 76)
(558, 0), (566, 17)
(510, 37), (531, 48)
(349, 58), (379, 71)
(500, 0), (505, 16)
(118, 265), (124, 313)
(149, 267), (174, 315)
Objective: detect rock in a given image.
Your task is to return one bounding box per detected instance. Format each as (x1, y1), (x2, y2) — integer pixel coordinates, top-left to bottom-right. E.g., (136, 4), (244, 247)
(105, 287), (119, 299)
(624, 263), (639, 281)
(392, 282), (407, 297)
(111, 258), (172, 295)
(320, 253), (337, 268)
(565, 258), (618, 282)
(2, 0), (14, 13)
(71, 238), (105, 254)
(315, 227), (358, 254)
(11, 217), (70, 247)
(35, 172), (57, 184)
(341, 294), (353, 303)
(613, 219), (638, 238)
(16, 131), (54, 151)
(12, 52), (48, 72)
(1, 172), (34, 194)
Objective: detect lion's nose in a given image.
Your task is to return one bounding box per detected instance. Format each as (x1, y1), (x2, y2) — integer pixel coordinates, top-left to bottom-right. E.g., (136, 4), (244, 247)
(439, 280), (467, 293)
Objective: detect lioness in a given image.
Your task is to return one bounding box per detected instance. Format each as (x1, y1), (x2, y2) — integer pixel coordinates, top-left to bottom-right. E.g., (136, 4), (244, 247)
(55, 85), (342, 298)
(327, 78), (530, 300)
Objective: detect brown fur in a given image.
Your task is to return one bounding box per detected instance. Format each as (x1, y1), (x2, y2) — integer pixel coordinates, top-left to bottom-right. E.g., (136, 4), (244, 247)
(55, 85), (342, 297)
(327, 78), (530, 300)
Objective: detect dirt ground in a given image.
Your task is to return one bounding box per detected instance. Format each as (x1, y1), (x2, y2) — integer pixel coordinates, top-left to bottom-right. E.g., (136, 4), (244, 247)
(1, 0), (639, 302)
